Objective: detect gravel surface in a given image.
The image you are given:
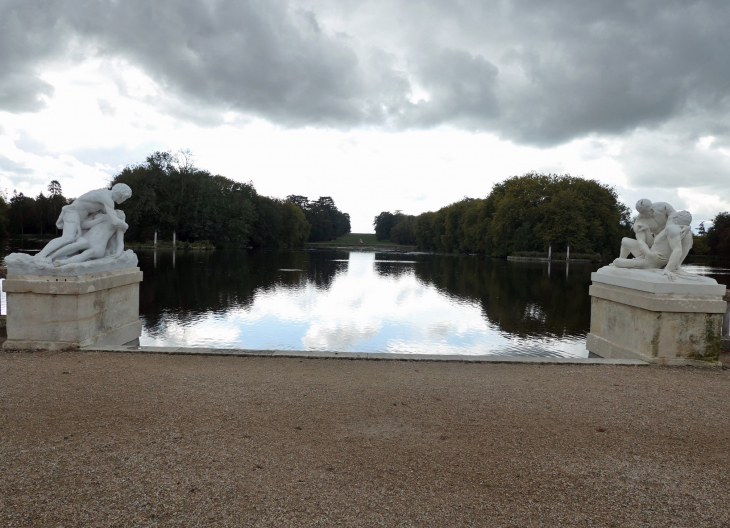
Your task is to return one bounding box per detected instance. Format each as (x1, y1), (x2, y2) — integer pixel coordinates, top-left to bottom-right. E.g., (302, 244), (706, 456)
(1, 351), (729, 527)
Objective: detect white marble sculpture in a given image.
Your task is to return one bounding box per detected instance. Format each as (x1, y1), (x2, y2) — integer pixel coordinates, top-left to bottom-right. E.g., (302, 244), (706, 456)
(612, 199), (694, 280)
(6, 183), (137, 277)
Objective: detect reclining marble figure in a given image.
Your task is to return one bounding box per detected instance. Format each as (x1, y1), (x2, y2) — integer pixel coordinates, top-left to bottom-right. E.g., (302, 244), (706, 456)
(2, 182), (142, 350)
(5, 183), (135, 277)
(613, 209), (693, 279)
(49, 210), (128, 265)
(34, 183), (132, 263)
(619, 199), (676, 259)
(35, 205), (82, 259)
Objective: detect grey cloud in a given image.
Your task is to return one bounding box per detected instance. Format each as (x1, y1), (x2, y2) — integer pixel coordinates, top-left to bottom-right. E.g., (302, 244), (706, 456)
(0, 154), (33, 175)
(618, 129), (730, 190)
(404, 48), (499, 128)
(0, 3), (62, 112)
(97, 98), (116, 117)
(2, 0), (730, 146)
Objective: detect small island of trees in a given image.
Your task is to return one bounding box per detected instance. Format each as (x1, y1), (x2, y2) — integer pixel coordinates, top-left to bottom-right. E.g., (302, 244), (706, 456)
(373, 172), (730, 260)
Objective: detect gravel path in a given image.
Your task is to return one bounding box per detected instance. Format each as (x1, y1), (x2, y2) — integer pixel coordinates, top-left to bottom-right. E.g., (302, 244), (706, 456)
(1, 351), (729, 527)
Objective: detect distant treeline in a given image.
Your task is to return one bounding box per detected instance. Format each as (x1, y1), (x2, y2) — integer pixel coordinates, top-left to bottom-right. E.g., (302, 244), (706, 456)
(0, 151), (351, 248)
(372, 173), (718, 260)
(374, 173), (631, 257)
(375, 172), (730, 258)
(693, 213), (730, 258)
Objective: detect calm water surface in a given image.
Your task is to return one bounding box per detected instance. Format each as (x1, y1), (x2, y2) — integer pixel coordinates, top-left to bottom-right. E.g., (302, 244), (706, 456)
(4, 242), (729, 357)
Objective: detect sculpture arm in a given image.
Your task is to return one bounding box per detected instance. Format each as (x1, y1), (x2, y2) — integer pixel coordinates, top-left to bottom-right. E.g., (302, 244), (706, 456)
(662, 225), (685, 273)
(113, 229), (125, 258)
(102, 201), (123, 227)
(81, 216), (107, 230)
(633, 225), (653, 252)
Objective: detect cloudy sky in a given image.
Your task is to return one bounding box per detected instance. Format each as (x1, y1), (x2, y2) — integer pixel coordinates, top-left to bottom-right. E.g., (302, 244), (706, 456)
(1, 0), (729, 232)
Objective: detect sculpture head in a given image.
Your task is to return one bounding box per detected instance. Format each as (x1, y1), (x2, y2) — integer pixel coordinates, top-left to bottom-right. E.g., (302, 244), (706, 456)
(111, 183), (132, 204)
(636, 199), (653, 214)
(667, 210), (692, 226)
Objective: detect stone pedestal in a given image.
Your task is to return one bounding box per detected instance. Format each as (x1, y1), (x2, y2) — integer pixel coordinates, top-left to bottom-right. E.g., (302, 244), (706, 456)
(586, 267), (727, 366)
(2, 267), (143, 351)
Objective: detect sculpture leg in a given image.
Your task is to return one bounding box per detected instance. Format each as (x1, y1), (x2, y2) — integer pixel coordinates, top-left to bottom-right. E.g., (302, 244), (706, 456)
(36, 235), (74, 259)
(619, 238), (647, 259)
(612, 257), (650, 269)
(50, 241), (88, 261)
(58, 247), (105, 265)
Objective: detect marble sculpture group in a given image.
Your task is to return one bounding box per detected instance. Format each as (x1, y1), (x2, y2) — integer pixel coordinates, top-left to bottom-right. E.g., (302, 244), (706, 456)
(612, 199), (694, 280)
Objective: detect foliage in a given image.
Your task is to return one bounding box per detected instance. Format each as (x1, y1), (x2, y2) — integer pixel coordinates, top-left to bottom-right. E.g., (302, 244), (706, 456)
(1, 151), (343, 249)
(409, 173), (631, 257)
(286, 195), (350, 242)
(6, 185), (71, 238)
(373, 211), (417, 245)
(706, 212), (730, 258)
(690, 222), (711, 256)
(389, 215), (417, 245)
(111, 152), (258, 247)
(109, 151), (321, 248)
(249, 196), (310, 249)
(373, 211), (402, 240)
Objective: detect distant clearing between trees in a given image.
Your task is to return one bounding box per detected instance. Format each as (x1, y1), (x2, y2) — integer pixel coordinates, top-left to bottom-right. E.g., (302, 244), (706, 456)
(306, 233), (414, 247)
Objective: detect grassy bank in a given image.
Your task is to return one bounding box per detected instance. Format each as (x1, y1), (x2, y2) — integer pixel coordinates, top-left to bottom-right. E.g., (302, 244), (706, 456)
(306, 232), (415, 248)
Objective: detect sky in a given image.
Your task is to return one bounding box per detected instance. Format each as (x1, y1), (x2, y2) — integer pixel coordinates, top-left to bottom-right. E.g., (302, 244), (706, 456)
(1, 0), (729, 233)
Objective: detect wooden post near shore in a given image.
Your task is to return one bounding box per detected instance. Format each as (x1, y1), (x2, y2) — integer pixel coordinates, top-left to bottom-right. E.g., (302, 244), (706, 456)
(173, 230), (176, 249)
(566, 244), (570, 262)
(154, 230), (157, 248)
(548, 245), (552, 260)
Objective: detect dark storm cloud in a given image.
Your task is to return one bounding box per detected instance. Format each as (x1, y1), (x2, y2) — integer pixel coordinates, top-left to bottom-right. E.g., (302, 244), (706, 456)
(2, 0), (730, 146)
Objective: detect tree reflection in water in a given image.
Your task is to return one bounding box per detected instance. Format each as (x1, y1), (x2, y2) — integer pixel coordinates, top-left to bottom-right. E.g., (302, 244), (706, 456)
(404, 255), (596, 339)
(138, 249), (347, 337)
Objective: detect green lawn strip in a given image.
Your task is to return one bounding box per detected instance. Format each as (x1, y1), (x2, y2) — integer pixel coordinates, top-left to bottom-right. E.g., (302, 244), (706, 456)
(306, 233), (414, 248)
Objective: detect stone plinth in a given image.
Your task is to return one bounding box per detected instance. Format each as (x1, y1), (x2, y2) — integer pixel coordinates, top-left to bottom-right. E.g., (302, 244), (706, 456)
(2, 267), (143, 351)
(586, 267), (727, 366)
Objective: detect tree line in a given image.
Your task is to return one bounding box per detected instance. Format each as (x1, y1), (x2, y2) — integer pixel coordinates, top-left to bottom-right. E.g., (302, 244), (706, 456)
(374, 172), (730, 259)
(0, 151), (351, 248)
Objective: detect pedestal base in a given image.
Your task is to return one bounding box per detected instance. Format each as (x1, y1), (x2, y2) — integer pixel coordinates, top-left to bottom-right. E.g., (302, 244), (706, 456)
(586, 267), (727, 366)
(2, 267), (143, 351)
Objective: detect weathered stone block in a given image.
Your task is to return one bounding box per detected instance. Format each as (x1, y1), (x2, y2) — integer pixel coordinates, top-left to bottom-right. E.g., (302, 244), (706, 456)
(587, 268), (727, 366)
(2, 267), (142, 351)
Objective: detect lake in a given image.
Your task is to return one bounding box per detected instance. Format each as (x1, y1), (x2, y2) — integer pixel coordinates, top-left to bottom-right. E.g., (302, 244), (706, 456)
(4, 242), (729, 357)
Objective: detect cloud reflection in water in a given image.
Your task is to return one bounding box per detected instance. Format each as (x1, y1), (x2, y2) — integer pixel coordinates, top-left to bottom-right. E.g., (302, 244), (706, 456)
(141, 251), (590, 357)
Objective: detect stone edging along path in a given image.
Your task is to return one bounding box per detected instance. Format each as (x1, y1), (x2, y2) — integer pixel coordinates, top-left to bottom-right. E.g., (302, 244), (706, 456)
(81, 345), (649, 365)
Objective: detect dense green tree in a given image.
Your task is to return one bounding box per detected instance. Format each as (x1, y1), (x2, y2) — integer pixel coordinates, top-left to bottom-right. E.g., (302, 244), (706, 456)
(250, 196), (310, 249)
(410, 173), (631, 257)
(0, 153), (342, 248)
(373, 211), (403, 241)
(287, 195), (350, 242)
(111, 152), (258, 247)
(389, 215), (416, 245)
(706, 212), (730, 258)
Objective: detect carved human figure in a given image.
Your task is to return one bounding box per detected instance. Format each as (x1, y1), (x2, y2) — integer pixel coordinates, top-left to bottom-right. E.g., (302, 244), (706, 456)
(50, 210), (128, 265)
(34, 183), (132, 261)
(68, 183), (132, 228)
(35, 205), (82, 259)
(620, 199), (677, 259)
(613, 210), (693, 278)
